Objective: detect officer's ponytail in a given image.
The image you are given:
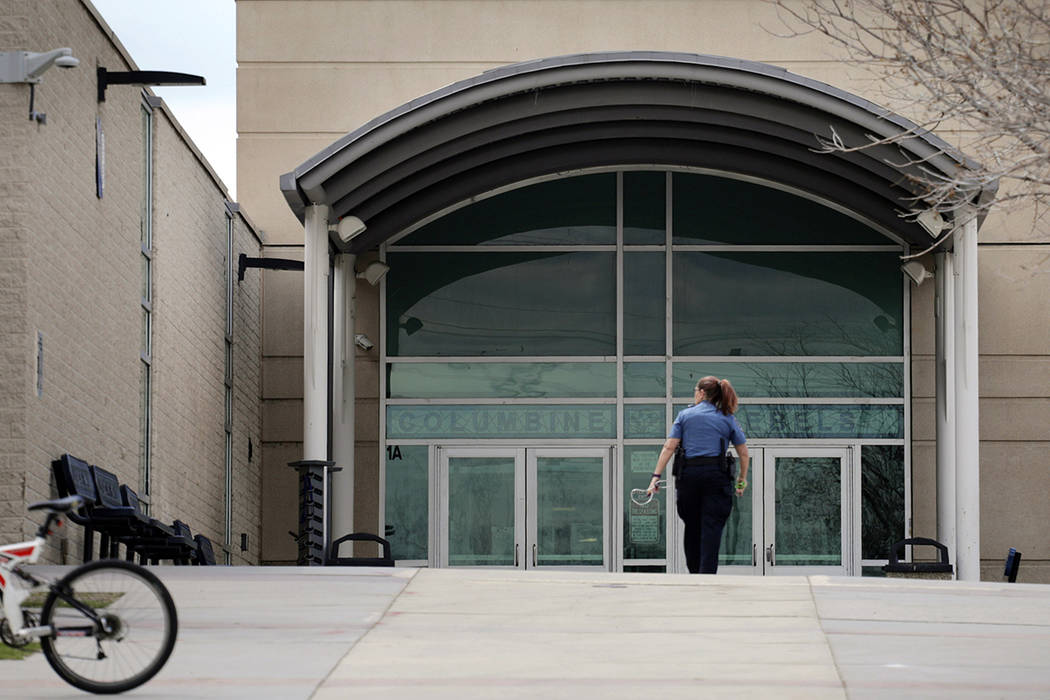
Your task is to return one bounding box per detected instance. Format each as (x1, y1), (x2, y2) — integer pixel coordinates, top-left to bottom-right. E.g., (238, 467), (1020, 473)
(696, 376), (739, 415)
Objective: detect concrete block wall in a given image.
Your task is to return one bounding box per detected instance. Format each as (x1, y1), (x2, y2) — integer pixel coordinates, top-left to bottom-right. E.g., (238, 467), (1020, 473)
(1, 0), (264, 563)
(0, 0), (30, 542)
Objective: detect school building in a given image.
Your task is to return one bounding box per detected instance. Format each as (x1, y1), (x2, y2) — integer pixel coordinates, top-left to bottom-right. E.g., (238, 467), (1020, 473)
(238, 0), (1048, 582)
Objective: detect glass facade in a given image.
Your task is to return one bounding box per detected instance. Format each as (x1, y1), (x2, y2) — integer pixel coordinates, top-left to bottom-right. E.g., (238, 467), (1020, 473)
(382, 170), (907, 573)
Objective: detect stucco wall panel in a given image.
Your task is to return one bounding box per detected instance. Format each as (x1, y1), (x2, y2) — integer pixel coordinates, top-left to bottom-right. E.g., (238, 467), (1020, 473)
(260, 442), (300, 564)
(238, 137), (333, 245)
(237, 0), (829, 65)
(261, 250), (305, 355)
(978, 247), (1050, 355)
(980, 441), (1050, 559)
(910, 441), (937, 543)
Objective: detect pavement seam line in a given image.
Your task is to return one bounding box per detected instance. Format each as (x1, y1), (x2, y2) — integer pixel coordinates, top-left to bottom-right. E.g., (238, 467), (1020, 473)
(307, 568), (422, 699)
(808, 576), (850, 700)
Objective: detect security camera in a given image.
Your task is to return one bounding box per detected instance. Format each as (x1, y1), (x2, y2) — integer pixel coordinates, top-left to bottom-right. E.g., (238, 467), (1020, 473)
(353, 333), (374, 351)
(55, 55), (80, 69)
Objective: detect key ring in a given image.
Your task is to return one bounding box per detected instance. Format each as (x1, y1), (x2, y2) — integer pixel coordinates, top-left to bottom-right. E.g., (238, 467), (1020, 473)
(630, 481), (666, 506)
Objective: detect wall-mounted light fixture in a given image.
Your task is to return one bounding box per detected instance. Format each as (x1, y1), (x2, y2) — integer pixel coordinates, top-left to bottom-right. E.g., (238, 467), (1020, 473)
(356, 261), (390, 286)
(334, 216), (367, 244)
(0, 48), (81, 124)
(916, 209), (948, 238)
(902, 260), (934, 286)
(96, 66), (205, 102)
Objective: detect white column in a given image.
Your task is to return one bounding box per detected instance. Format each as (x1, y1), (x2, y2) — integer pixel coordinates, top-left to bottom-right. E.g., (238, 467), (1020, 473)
(331, 254), (356, 543)
(302, 204), (330, 462)
(953, 211), (981, 581)
(934, 250), (956, 572)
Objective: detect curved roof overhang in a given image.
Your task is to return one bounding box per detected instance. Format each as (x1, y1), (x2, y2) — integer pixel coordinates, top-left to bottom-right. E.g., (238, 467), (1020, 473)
(280, 52), (994, 254)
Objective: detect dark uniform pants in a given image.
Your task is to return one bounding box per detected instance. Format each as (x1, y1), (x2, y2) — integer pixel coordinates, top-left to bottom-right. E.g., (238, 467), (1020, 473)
(675, 465), (734, 574)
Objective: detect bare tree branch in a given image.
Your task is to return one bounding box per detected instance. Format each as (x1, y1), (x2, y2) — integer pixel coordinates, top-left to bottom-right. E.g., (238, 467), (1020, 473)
(768, 0), (1050, 223)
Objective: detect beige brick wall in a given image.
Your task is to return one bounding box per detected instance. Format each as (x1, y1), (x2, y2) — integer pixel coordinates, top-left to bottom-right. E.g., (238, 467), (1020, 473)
(2, 0), (264, 564)
(0, 0), (31, 542)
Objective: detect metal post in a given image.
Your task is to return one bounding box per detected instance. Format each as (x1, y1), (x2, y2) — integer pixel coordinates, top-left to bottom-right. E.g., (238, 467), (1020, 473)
(953, 212), (981, 581)
(303, 204), (329, 463)
(331, 254), (356, 548)
(934, 250), (956, 573)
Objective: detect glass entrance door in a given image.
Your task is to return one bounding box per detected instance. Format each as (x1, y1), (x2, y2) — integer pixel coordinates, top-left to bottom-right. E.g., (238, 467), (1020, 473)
(436, 447), (611, 570)
(670, 447), (854, 575)
(763, 448), (851, 576)
(670, 446), (761, 575)
(528, 449), (609, 570)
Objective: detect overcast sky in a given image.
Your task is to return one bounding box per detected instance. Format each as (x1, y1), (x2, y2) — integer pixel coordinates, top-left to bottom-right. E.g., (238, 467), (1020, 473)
(92, 0), (237, 197)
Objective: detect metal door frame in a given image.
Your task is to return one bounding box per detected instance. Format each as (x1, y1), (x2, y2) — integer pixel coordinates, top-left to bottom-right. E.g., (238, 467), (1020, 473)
(527, 447), (613, 571)
(762, 446), (857, 576)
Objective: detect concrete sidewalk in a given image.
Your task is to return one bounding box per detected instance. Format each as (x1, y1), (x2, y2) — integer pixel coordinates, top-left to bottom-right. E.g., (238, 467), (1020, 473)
(1, 567), (1048, 698)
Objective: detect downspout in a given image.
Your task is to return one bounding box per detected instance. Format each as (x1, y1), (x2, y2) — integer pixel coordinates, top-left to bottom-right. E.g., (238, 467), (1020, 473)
(331, 254), (356, 546)
(935, 250), (956, 573)
(952, 210), (981, 581)
(303, 204), (330, 463)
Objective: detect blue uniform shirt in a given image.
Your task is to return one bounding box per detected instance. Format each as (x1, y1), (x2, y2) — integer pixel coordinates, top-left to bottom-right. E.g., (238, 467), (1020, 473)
(669, 401), (747, 457)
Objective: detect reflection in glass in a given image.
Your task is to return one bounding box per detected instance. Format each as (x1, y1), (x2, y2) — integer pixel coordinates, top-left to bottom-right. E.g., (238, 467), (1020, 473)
(624, 404), (665, 438)
(673, 252), (903, 356)
(387, 251), (615, 356)
(623, 446), (666, 560)
(624, 171), (666, 245)
(673, 362), (904, 398)
(536, 457), (604, 566)
(388, 362), (615, 398)
(672, 173), (890, 245)
(396, 173), (615, 246)
(624, 252), (666, 355)
(862, 445), (905, 559)
(624, 362), (666, 398)
(385, 445), (428, 560)
(448, 457), (515, 566)
(775, 457), (842, 566)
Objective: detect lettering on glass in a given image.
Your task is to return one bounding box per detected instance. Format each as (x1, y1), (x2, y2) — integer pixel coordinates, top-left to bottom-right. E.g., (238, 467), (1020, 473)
(386, 445), (403, 461)
(388, 405), (615, 439)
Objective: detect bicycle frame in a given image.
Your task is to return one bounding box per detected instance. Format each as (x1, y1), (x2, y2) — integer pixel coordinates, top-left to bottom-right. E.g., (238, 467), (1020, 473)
(1, 509), (101, 644)
(0, 535), (51, 641)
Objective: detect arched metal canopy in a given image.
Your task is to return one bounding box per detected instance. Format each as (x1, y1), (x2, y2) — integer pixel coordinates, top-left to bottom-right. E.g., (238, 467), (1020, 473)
(280, 51), (992, 253)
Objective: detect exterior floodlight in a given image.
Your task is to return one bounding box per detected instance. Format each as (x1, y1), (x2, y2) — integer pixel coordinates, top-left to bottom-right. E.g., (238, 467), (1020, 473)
(916, 209), (948, 238)
(354, 333), (375, 351)
(356, 261), (390, 286)
(337, 216), (367, 243)
(0, 48), (80, 83)
(902, 261), (934, 286)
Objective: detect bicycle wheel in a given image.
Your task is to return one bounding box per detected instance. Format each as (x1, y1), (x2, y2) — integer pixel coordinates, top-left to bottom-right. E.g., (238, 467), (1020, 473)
(40, 559), (177, 694)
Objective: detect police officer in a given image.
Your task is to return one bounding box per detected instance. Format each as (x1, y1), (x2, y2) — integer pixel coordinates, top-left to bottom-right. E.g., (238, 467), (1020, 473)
(647, 376), (749, 574)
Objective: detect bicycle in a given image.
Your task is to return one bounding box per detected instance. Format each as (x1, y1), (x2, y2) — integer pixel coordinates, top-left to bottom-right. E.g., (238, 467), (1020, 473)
(0, 495), (178, 694)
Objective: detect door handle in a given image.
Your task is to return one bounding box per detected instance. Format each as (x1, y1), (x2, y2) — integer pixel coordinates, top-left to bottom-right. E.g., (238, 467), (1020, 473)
(766, 544), (775, 566)
(532, 543), (537, 566)
(514, 544), (519, 567)
(752, 543), (757, 567)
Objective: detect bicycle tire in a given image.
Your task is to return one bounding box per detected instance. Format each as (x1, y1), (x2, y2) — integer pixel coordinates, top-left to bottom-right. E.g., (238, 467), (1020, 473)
(40, 559), (177, 695)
